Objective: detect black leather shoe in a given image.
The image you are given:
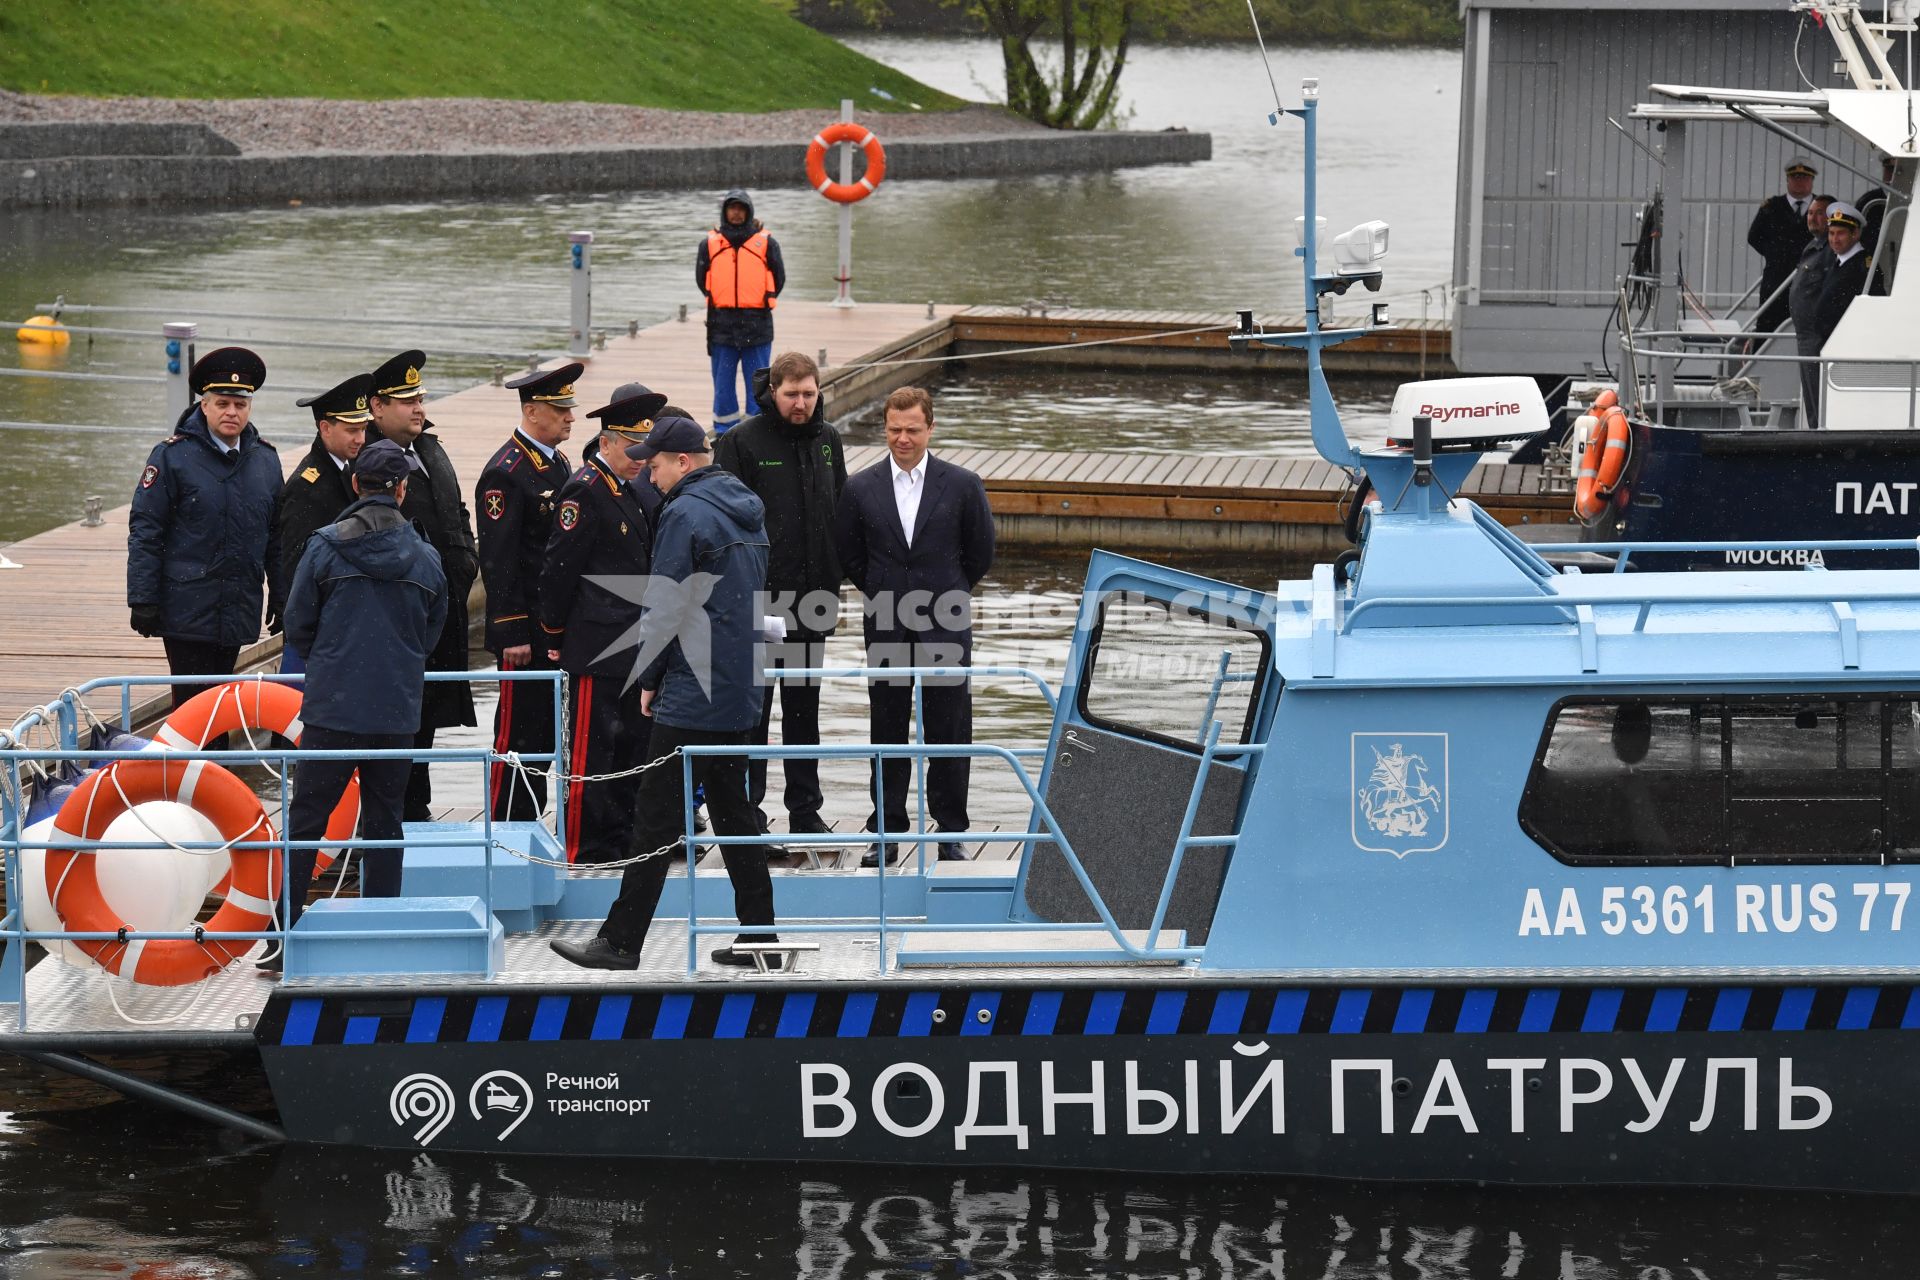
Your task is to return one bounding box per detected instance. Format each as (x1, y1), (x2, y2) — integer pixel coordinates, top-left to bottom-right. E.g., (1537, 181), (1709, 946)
(551, 936), (640, 970)
(789, 812), (833, 835)
(859, 842), (897, 868)
(712, 935), (783, 969)
(938, 841), (970, 861)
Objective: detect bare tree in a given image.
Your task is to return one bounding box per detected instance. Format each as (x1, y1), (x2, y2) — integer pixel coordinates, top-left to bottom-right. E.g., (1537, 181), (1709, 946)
(968, 0), (1136, 129)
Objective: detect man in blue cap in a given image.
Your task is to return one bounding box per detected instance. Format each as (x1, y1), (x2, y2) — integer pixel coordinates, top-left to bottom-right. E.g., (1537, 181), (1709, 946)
(128, 346), (285, 708)
(551, 413), (779, 970)
(271, 439), (447, 969)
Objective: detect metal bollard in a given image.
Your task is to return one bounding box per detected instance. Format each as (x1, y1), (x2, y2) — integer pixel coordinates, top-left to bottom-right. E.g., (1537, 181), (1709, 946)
(592, 329), (607, 352)
(567, 231), (593, 360)
(629, 319), (641, 337)
(82, 496), (103, 528)
(818, 347), (828, 370)
(162, 321), (197, 422)
(677, 304), (687, 323)
(491, 361), (504, 387)
(927, 300), (936, 320)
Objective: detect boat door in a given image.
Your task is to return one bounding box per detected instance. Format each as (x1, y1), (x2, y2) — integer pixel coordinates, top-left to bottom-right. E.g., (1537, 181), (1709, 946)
(1016, 552), (1280, 944)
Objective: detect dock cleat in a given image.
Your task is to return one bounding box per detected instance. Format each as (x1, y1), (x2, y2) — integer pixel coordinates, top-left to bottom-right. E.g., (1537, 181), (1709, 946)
(711, 935), (783, 970)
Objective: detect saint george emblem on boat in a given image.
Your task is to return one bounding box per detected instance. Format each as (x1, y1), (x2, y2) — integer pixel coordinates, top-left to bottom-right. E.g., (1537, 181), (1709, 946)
(1352, 734), (1447, 856)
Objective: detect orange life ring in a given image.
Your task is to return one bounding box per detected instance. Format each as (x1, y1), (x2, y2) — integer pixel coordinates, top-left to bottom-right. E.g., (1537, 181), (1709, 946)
(805, 122), (887, 204)
(160, 681), (359, 874)
(44, 758), (281, 986)
(1574, 406), (1632, 522)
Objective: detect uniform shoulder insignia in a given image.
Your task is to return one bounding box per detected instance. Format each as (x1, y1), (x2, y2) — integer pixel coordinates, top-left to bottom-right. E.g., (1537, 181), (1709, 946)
(558, 499), (580, 531)
(140, 463), (160, 490)
(164, 435), (187, 445)
(300, 466), (321, 483)
(483, 489), (507, 521)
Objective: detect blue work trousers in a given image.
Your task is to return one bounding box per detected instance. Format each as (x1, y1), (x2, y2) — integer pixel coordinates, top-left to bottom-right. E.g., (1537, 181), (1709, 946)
(710, 342), (771, 431)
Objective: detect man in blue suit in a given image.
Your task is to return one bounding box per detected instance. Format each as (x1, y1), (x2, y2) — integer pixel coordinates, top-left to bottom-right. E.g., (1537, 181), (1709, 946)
(833, 386), (995, 864)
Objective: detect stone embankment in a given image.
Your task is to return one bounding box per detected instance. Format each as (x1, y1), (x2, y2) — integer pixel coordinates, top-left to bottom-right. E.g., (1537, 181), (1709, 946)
(0, 93), (1210, 210)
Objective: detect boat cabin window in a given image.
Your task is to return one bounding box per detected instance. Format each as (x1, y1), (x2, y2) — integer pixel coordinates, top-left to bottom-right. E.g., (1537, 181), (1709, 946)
(1519, 696), (1920, 865)
(1080, 591), (1269, 752)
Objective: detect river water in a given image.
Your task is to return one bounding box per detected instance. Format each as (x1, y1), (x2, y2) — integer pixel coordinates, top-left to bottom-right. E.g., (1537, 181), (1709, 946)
(1, 36), (1899, 1278)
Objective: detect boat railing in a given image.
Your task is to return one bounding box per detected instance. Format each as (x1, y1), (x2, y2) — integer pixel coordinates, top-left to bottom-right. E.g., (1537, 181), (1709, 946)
(0, 670), (563, 1029)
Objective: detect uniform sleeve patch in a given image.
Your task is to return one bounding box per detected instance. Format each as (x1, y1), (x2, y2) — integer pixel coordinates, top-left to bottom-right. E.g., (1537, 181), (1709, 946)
(484, 490), (506, 520)
(140, 464), (159, 489)
(558, 500), (580, 531)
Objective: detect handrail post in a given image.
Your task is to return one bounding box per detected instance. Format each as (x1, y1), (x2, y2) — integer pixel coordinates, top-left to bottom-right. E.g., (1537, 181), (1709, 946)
(1146, 719), (1223, 953)
(683, 747), (698, 976)
(873, 746), (889, 972)
(912, 672), (928, 875)
(162, 321), (197, 423)
(1198, 650), (1232, 739)
(567, 232), (593, 360)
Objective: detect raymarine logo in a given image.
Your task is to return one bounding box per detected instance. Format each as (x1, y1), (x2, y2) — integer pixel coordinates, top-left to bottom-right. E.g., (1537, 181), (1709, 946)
(1418, 402), (1523, 422)
(390, 1073), (457, 1146)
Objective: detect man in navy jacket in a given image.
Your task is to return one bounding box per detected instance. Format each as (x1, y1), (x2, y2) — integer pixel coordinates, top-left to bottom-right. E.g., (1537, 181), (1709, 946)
(552, 414), (777, 971)
(275, 440), (446, 960)
(833, 386), (995, 863)
(127, 347), (284, 708)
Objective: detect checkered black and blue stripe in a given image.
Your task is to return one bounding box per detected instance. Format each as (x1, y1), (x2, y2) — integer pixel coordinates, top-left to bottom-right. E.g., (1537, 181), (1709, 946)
(257, 982), (1920, 1048)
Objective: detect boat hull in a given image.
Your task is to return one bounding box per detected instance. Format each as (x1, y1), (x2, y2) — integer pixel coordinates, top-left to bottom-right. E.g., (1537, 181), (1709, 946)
(1598, 424), (1920, 569)
(258, 979), (1920, 1190)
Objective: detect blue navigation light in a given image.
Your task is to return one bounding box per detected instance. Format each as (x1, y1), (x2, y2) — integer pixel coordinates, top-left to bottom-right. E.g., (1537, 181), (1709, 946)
(167, 359), (180, 373)
(165, 340), (179, 357)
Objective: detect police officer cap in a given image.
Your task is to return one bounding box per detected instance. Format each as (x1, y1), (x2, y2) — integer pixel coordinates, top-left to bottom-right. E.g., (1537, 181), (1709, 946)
(353, 438), (424, 491)
(505, 361), (584, 407)
(586, 382), (670, 437)
(369, 349), (427, 400)
(295, 372), (376, 424)
(624, 414), (710, 460)
(1785, 156), (1817, 177)
(1827, 200), (1865, 231)
(191, 346), (266, 398)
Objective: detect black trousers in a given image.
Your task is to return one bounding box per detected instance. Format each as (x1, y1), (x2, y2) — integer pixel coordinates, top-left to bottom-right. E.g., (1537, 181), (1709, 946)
(562, 672), (651, 865)
(747, 631), (828, 820)
(287, 726), (411, 928)
(488, 654), (558, 822)
(404, 725), (436, 824)
(162, 638), (241, 710)
(600, 719), (775, 955)
(1798, 339), (1824, 429)
(865, 646), (973, 836)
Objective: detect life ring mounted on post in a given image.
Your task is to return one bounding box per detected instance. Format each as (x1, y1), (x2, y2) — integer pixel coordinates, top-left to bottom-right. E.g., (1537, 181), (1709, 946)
(1573, 391), (1631, 524)
(806, 123), (887, 204)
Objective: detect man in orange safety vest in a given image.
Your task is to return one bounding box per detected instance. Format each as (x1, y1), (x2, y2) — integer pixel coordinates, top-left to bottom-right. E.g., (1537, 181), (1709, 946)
(696, 189), (786, 433)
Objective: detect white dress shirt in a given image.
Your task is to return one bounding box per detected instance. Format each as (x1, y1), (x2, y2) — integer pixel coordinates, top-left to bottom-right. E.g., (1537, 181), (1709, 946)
(890, 453), (928, 545)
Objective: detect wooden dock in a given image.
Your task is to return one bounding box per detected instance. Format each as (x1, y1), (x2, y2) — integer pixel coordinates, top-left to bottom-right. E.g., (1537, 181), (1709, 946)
(0, 299), (1558, 727)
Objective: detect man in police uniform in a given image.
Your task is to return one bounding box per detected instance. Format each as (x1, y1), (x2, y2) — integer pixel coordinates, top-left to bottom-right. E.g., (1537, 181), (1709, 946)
(128, 346), (284, 708)
(276, 373), (374, 674)
(367, 350), (480, 822)
(538, 382), (667, 864)
(1748, 157), (1819, 336)
(1804, 201), (1881, 428)
(475, 362), (581, 820)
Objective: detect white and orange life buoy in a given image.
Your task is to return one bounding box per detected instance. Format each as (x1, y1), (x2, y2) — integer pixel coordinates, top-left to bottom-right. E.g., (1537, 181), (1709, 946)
(44, 757), (282, 986)
(160, 681), (359, 874)
(805, 122), (887, 204)
(1573, 402), (1632, 523)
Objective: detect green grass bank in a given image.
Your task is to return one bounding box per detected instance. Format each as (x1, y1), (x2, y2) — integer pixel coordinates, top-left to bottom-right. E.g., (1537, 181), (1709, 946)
(0, 0), (962, 111)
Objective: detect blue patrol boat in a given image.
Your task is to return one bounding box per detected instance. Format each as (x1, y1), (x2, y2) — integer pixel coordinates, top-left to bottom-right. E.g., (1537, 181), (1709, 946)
(8, 81), (1920, 1192)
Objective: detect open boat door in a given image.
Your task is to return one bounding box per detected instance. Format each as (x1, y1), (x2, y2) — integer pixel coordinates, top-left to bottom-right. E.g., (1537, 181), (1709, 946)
(1013, 553), (1282, 945)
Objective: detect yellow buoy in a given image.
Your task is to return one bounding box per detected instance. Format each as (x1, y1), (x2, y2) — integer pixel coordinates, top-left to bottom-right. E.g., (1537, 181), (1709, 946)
(16, 315), (70, 348)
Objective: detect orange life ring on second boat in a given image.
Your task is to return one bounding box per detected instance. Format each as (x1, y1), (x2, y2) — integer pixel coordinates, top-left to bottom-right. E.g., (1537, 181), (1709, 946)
(1574, 406), (1632, 522)
(44, 757), (282, 986)
(160, 681), (360, 874)
(806, 122), (887, 204)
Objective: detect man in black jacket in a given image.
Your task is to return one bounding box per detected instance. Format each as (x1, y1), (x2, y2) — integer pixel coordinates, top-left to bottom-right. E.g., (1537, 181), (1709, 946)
(1805, 201), (1880, 429)
(367, 350), (480, 822)
(277, 373), (373, 673)
(539, 383), (667, 865)
(1748, 157), (1819, 336)
(1788, 195), (1836, 428)
(696, 189), (786, 433)
(275, 440), (446, 965)
(475, 362), (581, 821)
(713, 351), (846, 841)
(833, 386), (995, 865)
(127, 346), (284, 709)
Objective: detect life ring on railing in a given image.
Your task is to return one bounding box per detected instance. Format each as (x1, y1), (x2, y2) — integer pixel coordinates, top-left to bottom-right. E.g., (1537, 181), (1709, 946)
(44, 757), (282, 986)
(805, 122), (887, 204)
(1574, 406), (1632, 522)
(160, 681), (359, 874)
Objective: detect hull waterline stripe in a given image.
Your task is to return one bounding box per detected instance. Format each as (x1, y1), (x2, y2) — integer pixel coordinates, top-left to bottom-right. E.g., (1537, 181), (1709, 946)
(259, 982), (1920, 1048)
